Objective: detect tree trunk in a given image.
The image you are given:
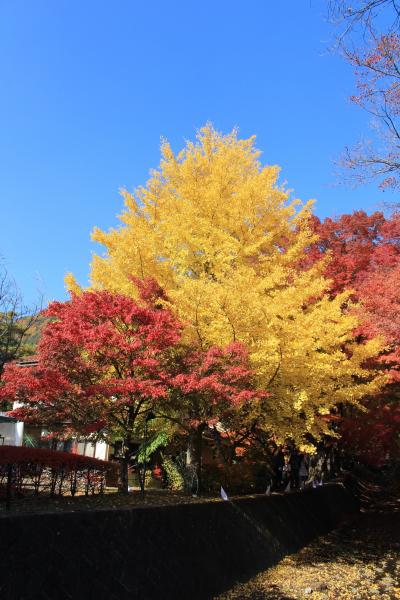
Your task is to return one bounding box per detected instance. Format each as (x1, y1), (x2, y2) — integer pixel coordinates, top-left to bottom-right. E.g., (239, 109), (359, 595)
(119, 457), (129, 494)
(186, 423), (206, 494)
(137, 463), (145, 494)
(194, 427), (203, 493)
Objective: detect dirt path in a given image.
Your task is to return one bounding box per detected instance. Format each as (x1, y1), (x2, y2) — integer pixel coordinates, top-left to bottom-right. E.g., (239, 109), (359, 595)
(218, 487), (400, 599)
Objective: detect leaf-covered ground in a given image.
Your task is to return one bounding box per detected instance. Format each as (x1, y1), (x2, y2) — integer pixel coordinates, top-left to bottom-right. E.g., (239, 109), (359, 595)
(218, 485), (400, 599)
(0, 488), (215, 515)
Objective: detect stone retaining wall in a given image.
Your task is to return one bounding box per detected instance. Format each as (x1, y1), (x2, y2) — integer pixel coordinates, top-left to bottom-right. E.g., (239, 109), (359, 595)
(0, 483), (358, 600)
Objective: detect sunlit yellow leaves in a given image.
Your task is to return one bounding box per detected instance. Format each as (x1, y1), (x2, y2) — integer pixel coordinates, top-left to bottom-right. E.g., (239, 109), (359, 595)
(86, 124), (385, 446)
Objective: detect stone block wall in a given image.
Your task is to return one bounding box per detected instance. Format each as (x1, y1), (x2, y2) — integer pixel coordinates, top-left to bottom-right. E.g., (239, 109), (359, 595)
(0, 483), (357, 600)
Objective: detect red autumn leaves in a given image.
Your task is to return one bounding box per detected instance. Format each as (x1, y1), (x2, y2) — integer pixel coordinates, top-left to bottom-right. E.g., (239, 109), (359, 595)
(0, 279), (260, 491)
(309, 210), (400, 464)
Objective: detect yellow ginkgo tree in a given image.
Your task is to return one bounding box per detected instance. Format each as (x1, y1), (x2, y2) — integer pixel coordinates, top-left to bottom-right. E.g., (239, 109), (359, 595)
(69, 125), (384, 450)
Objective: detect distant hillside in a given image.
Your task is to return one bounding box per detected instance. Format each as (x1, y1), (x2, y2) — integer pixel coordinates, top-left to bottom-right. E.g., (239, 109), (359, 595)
(18, 316), (49, 356)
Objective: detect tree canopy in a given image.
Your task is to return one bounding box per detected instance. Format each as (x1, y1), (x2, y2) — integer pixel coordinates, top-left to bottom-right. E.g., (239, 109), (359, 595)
(309, 209), (400, 462)
(68, 125), (385, 449)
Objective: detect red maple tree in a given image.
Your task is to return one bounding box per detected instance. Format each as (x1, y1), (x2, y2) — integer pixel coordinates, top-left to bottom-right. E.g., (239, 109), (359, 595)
(305, 211), (384, 296)
(0, 281), (182, 492)
(305, 210), (400, 295)
(1, 279), (262, 493)
(308, 210), (400, 463)
(339, 397), (400, 466)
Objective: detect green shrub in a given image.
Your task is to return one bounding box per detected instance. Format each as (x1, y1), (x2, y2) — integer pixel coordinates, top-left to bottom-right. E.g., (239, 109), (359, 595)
(162, 456), (184, 491)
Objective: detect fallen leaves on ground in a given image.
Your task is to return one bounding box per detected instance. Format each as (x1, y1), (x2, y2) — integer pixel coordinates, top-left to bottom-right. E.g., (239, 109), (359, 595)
(0, 488), (216, 516)
(218, 495), (400, 599)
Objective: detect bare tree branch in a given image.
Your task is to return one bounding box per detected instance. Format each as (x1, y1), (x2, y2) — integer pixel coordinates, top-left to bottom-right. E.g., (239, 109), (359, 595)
(0, 261), (42, 377)
(328, 0), (400, 189)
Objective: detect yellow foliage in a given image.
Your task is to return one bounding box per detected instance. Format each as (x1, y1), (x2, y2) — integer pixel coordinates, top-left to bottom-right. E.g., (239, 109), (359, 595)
(64, 272), (83, 295)
(86, 124), (385, 446)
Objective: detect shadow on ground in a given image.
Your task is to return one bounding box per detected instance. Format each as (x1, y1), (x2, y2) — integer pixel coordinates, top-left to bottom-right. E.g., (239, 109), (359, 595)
(218, 476), (400, 599)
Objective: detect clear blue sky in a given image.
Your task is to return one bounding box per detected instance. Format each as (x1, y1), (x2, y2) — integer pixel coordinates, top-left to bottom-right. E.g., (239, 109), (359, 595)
(0, 0), (397, 306)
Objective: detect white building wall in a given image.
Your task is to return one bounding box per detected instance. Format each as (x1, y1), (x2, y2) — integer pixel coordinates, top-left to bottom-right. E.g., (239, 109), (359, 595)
(75, 440), (109, 461)
(0, 418), (24, 446)
(94, 441), (109, 461)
